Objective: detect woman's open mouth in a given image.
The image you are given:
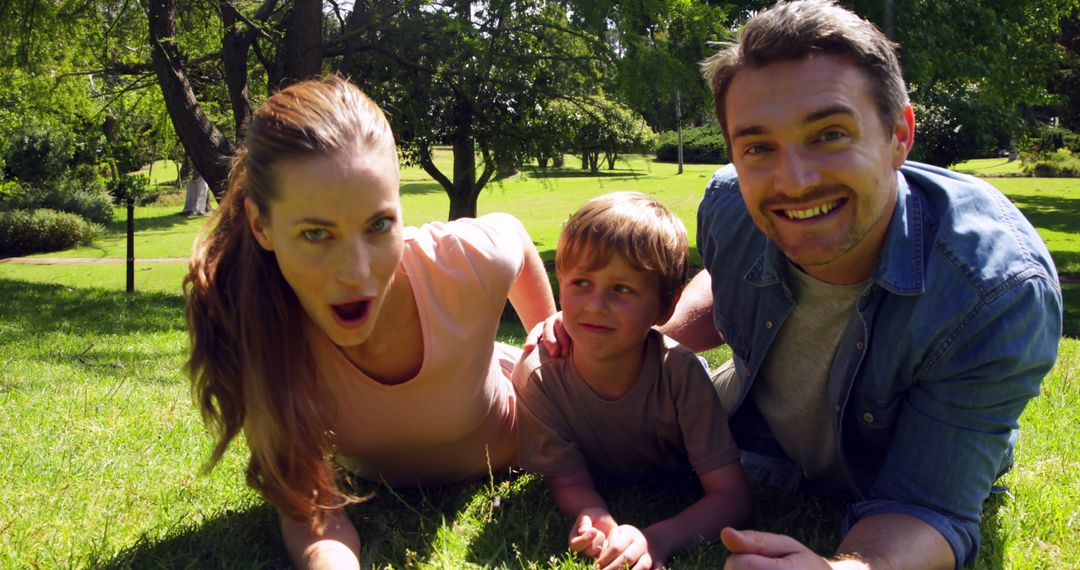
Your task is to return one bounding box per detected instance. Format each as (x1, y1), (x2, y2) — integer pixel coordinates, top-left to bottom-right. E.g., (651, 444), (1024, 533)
(331, 299), (371, 328)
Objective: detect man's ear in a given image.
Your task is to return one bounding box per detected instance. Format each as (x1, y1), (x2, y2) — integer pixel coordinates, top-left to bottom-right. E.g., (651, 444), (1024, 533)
(892, 104), (916, 168)
(244, 198), (274, 251)
(656, 289), (683, 327)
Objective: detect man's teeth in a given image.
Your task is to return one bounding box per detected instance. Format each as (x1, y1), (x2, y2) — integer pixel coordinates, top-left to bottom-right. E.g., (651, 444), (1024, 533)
(782, 199), (841, 220)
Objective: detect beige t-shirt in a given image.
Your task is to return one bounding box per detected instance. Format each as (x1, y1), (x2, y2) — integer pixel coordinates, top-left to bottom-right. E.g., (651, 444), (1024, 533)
(752, 262), (865, 492)
(513, 330), (741, 482)
(307, 218), (524, 486)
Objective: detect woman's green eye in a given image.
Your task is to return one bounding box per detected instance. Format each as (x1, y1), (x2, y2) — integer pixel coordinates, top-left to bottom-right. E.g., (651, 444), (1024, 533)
(370, 217), (393, 233)
(302, 228), (329, 242)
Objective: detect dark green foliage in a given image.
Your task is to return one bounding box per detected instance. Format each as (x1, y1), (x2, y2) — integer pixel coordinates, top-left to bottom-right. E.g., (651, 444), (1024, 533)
(3, 124), (76, 183)
(0, 208), (99, 256)
(107, 174), (149, 205)
(654, 125), (728, 164)
(908, 85), (1013, 168)
(1022, 124), (1080, 154)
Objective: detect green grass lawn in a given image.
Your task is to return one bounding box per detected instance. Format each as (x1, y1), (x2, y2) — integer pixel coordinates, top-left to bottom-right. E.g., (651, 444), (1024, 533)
(1, 154), (1078, 568)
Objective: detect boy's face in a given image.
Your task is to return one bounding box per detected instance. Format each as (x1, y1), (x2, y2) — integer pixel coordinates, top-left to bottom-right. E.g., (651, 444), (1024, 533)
(558, 252), (667, 364)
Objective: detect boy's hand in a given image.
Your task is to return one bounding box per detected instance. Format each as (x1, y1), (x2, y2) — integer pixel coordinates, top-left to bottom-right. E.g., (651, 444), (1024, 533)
(596, 524), (662, 570)
(568, 511), (607, 558)
(523, 312), (571, 358)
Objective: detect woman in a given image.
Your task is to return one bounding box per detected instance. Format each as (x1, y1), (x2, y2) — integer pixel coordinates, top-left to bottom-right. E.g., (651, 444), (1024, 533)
(183, 76), (555, 569)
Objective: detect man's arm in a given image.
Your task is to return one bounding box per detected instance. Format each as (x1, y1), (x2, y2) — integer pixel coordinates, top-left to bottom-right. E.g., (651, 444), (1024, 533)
(658, 271), (724, 352)
(280, 508), (361, 570)
(720, 513), (952, 570)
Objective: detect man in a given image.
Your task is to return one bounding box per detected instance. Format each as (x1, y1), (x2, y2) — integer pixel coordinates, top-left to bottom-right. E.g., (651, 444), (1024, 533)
(660, 1), (1063, 568)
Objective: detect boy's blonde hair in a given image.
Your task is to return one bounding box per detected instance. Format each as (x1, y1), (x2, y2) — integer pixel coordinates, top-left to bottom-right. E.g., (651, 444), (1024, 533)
(556, 191), (689, 313)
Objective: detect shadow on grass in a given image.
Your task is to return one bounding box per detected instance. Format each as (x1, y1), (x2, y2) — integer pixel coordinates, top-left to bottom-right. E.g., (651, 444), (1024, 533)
(0, 279), (185, 337)
(400, 180), (445, 196)
(521, 165), (646, 180)
(93, 504), (290, 570)
(93, 477), (489, 568)
(1008, 194), (1080, 237)
(1062, 282), (1080, 339)
(104, 206), (205, 235)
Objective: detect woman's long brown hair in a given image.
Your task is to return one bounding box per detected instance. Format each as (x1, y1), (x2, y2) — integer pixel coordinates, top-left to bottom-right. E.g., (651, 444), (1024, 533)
(183, 76), (396, 531)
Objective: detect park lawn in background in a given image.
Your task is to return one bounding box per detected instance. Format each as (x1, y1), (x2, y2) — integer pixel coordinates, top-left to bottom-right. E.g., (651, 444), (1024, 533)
(954, 157), (1025, 177)
(0, 279), (1076, 568)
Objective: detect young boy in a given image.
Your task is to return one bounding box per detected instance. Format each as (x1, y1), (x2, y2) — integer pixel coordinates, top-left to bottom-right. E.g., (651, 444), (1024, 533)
(512, 191), (751, 570)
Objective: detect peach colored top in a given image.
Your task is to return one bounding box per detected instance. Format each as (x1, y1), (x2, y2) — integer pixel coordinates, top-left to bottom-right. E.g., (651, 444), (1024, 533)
(307, 218), (524, 486)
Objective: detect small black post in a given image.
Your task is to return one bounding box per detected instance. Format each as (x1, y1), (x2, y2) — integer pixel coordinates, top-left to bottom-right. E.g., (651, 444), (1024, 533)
(126, 194), (135, 293)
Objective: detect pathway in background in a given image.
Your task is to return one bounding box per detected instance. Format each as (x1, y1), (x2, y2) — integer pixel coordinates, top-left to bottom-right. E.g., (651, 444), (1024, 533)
(0, 257), (188, 264)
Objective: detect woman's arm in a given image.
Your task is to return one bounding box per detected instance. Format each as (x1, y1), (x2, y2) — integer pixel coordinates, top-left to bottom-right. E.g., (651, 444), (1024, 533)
(280, 508), (361, 570)
(482, 213), (556, 332)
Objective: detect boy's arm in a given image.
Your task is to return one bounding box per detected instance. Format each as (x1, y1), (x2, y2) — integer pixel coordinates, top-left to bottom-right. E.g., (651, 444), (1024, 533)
(641, 462), (752, 563)
(549, 470), (619, 557)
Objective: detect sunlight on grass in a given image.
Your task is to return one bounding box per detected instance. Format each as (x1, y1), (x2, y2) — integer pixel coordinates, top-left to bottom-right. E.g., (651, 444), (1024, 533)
(954, 157), (1025, 177)
(1, 154), (1078, 567)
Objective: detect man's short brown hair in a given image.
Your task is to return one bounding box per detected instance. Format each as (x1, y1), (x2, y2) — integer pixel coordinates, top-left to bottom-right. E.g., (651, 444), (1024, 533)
(556, 191), (689, 313)
(701, 0), (909, 140)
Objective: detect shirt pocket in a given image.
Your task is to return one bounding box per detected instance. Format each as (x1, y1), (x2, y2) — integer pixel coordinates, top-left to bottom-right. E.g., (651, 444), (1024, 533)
(847, 388), (904, 448)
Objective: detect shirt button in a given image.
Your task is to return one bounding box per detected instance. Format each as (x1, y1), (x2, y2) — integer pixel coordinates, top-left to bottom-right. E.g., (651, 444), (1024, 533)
(835, 404), (841, 413)
(856, 340), (865, 350)
(863, 412), (874, 423)
(765, 320), (774, 329)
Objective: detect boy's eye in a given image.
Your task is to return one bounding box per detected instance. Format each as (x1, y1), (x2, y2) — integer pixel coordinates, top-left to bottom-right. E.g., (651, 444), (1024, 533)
(369, 216), (395, 233)
(301, 228), (330, 242)
(571, 278), (591, 288)
(613, 284), (633, 294)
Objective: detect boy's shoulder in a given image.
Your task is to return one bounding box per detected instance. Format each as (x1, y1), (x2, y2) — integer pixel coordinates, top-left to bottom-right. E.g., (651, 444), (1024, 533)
(654, 331), (710, 377)
(512, 343), (572, 390)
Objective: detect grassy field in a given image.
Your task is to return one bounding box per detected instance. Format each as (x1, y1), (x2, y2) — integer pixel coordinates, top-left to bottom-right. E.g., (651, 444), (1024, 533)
(1, 153), (1078, 568)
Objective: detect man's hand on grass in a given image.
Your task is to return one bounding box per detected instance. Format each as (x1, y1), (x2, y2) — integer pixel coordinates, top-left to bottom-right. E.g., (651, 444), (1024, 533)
(721, 528), (866, 570)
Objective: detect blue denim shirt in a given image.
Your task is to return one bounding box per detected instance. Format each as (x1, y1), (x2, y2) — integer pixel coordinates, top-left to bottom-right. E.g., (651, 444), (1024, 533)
(698, 162), (1062, 568)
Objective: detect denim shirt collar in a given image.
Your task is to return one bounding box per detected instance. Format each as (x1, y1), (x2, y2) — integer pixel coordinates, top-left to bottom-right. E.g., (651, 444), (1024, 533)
(744, 171), (927, 296)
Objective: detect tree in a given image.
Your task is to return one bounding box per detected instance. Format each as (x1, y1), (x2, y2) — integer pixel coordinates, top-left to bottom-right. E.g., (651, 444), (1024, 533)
(340, 0), (611, 218)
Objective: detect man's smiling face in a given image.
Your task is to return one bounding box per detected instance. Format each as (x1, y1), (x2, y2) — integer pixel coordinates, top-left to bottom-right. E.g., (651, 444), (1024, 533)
(724, 54), (912, 284)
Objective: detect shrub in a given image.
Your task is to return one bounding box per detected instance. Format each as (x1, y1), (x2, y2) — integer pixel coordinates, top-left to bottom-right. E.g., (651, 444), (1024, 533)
(655, 125), (728, 164)
(0, 208), (93, 257)
(0, 167), (114, 225)
(1023, 149), (1080, 177)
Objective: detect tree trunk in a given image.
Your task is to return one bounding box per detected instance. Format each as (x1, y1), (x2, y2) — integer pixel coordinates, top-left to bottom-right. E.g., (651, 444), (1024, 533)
(148, 0), (234, 201)
(537, 155), (549, 169)
(220, 3), (253, 142)
(269, 0), (323, 91)
(553, 154), (564, 168)
(605, 152), (616, 169)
